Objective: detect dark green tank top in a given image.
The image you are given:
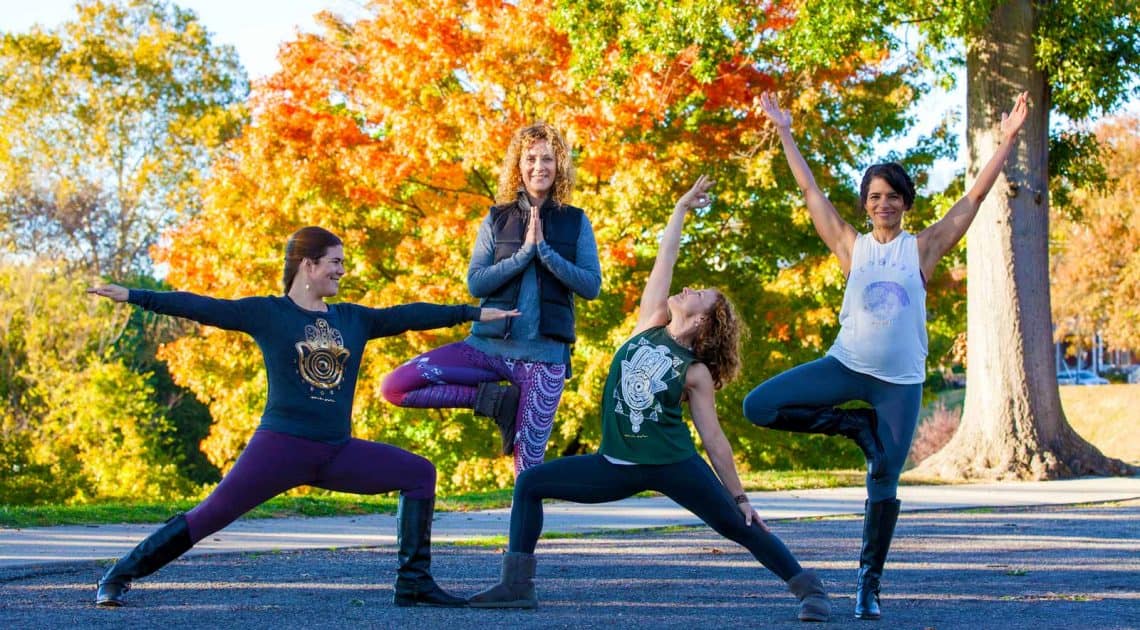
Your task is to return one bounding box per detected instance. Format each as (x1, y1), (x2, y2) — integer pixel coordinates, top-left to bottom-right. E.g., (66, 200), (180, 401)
(598, 326), (697, 464)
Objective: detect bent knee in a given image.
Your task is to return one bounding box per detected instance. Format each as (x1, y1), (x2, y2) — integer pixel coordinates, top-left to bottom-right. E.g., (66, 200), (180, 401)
(742, 391), (778, 426)
(380, 371), (409, 406)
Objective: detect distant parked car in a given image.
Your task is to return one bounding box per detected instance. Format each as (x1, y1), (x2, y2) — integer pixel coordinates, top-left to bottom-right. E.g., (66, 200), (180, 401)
(1058, 369), (1109, 386)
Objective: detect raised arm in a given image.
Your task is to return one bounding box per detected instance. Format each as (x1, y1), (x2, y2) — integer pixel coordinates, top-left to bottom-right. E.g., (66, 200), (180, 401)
(634, 175), (713, 334)
(758, 93), (858, 273)
(686, 364), (768, 529)
(917, 91), (1029, 278)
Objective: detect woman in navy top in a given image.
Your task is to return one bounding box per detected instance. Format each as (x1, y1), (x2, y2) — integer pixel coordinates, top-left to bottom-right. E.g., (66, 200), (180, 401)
(87, 226), (517, 608)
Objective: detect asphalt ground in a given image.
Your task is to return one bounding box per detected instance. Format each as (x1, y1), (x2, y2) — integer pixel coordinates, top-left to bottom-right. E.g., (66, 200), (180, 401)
(2, 499), (1137, 630)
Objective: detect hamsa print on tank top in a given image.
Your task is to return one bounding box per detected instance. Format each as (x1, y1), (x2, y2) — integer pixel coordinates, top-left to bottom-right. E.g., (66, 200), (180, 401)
(614, 337), (683, 433)
(295, 318), (351, 390)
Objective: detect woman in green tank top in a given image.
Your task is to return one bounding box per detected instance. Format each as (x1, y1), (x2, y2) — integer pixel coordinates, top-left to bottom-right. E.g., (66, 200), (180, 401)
(467, 176), (832, 622)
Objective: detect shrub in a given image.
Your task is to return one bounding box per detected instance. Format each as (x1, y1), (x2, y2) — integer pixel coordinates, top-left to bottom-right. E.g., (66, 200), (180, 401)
(909, 402), (961, 465)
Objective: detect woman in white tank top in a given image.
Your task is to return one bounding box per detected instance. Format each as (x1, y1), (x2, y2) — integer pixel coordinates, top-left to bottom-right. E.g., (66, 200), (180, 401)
(743, 91), (1029, 621)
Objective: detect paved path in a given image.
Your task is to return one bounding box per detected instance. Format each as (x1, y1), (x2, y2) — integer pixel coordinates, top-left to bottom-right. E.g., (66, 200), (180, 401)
(2, 499), (1138, 629)
(2, 476), (1138, 569)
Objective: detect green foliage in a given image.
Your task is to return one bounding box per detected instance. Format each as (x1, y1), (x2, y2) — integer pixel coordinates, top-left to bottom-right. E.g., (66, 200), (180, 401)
(0, 0), (248, 277)
(0, 263), (201, 504)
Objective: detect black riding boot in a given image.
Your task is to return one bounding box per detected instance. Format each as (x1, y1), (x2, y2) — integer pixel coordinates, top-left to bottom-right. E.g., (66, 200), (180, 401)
(854, 498), (901, 620)
(94, 513), (193, 606)
(474, 381), (521, 455)
(766, 406), (886, 479)
(394, 495), (467, 607)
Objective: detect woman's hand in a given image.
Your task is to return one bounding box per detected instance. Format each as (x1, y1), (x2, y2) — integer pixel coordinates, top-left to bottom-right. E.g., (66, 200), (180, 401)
(479, 307), (521, 321)
(524, 206), (544, 246)
(87, 284), (129, 302)
(757, 92), (792, 130)
(675, 174), (714, 213)
(737, 498), (770, 531)
(1000, 91), (1029, 141)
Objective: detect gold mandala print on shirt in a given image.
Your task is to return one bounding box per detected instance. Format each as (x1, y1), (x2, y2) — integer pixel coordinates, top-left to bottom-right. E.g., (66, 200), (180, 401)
(295, 319), (350, 389)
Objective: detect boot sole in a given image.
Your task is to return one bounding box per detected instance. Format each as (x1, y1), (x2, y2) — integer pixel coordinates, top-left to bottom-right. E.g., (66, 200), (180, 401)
(394, 598), (468, 608)
(469, 600), (537, 609)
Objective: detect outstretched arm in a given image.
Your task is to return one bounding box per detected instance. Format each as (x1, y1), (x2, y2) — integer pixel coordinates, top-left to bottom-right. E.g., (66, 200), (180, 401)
(88, 284), (263, 333)
(918, 91), (1030, 278)
(758, 93), (858, 274)
(687, 364), (768, 530)
(634, 175), (713, 335)
(365, 302), (518, 338)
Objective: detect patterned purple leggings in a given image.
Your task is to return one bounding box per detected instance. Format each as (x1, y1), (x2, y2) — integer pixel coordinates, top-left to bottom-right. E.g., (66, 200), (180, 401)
(381, 341), (566, 475)
(183, 430), (435, 544)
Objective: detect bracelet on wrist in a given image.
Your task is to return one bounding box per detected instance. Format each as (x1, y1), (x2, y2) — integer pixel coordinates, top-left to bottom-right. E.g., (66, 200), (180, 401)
(733, 494), (749, 505)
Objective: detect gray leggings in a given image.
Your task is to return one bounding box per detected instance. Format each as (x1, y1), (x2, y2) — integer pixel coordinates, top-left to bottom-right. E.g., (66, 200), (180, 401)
(742, 356), (923, 502)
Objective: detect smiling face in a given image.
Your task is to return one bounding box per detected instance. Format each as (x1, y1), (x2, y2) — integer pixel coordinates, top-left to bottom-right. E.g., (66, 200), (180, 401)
(668, 286), (720, 322)
(303, 245), (346, 297)
(864, 177), (908, 231)
(519, 139), (557, 202)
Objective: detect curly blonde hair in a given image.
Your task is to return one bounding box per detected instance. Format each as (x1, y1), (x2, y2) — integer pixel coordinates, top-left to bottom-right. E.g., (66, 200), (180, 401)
(495, 122), (576, 205)
(690, 291), (744, 390)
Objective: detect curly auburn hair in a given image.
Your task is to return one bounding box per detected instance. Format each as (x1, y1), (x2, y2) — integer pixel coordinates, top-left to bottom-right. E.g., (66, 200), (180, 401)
(690, 291), (744, 390)
(495, 122), (576, 205)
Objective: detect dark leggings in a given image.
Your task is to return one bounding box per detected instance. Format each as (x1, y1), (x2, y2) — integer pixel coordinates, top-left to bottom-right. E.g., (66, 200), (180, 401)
(184, 430), (435, 544)
(509, 454), (803, 581)
(742, 356), (923, 503)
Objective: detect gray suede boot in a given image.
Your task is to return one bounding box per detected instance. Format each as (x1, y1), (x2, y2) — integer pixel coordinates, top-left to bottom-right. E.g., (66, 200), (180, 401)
(468, 552), (537, 609)
(787, 569), (831, 622)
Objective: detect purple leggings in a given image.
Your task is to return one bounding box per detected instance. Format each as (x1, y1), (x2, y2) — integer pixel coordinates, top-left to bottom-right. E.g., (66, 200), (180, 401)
(183, 430), (435, 544)
(381, 341), (566, 475)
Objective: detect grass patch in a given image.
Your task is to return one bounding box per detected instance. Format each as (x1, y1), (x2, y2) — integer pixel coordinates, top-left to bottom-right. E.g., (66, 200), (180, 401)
(919, 384), (1140, 465)
(738, 469), (867, 490)
(1, 470), (871, 529)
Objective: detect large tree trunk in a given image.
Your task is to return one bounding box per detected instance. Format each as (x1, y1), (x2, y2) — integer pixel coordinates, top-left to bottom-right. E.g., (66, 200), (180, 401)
(913, 0), (1133, 480)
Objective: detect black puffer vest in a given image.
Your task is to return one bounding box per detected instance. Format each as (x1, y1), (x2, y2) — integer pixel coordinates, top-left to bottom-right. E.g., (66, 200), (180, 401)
(470, 194), (583, 343)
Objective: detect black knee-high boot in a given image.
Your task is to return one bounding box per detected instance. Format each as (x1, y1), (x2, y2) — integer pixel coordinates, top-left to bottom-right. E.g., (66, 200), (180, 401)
(95, 513), (193, 606)
(854, 498), (901, 620)
(394, 495), (467, 607)
(765, 406), (886, 479)
(474, 382), (521, 455)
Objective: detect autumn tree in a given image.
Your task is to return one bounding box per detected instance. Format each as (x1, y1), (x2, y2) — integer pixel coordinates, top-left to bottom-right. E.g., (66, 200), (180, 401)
(0, 0), (247, 277)
(1051, 115), (1140, 356)
(155, 0), (911, 489)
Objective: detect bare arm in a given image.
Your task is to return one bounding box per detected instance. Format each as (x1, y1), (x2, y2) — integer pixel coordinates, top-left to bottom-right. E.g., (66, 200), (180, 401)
(758, 93), (858, 274)
(687, 364), (768, 530)
(918, 91), (1030, 278)
(634, 175), (713, 335)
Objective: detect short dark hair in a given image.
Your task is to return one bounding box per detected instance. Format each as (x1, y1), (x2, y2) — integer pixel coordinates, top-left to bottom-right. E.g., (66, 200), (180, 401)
(859, 163), (916, 210)
(282, 226), (342, 293)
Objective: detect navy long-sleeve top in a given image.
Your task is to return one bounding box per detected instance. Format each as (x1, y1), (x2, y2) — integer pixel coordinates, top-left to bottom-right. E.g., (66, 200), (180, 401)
(129, 290), (480, 443)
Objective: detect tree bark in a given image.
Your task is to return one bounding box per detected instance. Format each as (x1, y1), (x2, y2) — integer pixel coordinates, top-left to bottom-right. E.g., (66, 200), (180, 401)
(912, 0), (1133, 480)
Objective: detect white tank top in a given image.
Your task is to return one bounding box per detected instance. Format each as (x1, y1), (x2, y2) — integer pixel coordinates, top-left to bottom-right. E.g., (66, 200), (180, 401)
(827, 231), (927, 384)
